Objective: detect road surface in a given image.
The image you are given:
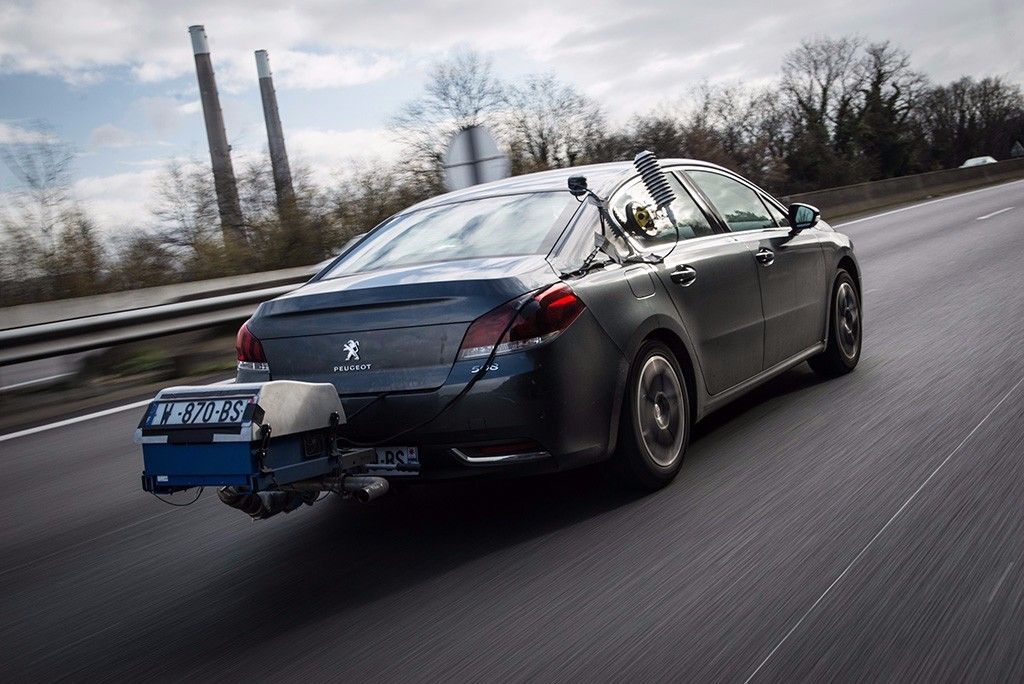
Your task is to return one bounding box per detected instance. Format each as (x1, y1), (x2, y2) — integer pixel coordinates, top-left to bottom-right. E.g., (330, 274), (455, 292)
(2, 181), (1023, 681)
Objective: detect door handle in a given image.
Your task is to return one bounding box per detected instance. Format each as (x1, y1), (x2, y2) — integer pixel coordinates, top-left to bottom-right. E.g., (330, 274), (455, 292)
(670, 265), (697, 286)
(755, 248), (775, 266)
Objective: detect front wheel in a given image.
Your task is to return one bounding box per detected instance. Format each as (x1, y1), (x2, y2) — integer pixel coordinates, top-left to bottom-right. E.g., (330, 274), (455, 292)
(611, 340), (690, 490)
(809, 270), (861, 377)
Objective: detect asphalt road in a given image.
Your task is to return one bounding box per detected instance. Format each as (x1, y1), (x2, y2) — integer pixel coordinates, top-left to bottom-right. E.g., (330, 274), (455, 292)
(2, 181), (1023, 682)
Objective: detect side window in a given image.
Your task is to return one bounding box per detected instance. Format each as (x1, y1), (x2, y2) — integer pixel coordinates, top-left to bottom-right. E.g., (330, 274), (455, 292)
(688, 170), (776, 232)
(610, 175), (714, 248)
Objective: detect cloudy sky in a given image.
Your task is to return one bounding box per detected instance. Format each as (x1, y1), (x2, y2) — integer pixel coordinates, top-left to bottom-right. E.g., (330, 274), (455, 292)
(1, 0), (1021, 234)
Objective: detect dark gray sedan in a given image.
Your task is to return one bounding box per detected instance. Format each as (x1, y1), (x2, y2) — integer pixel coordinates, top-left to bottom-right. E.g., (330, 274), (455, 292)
(236, 158), (861, 489)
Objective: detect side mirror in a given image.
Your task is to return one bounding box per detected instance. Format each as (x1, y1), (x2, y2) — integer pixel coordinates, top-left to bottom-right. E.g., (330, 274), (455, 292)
(787, 203), (820, 233)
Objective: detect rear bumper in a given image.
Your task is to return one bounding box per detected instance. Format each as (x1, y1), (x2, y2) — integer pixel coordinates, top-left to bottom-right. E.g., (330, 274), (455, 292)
(244, 310), (623, 480)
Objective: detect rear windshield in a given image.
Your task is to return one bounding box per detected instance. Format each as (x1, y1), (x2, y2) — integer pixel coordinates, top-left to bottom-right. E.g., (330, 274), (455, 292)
(324, 192), (577, 277)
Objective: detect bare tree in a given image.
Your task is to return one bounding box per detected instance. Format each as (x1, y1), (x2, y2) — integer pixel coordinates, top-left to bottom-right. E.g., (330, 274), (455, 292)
(151, 159), (220, 251)
(0, 128), (108, 302)
(781, 36), (864, 141)
(675, 85), (741, 169)
(236, 157), (278, 227)
(855, 41), (927, 178)
(625, 113), (686, 160)
(245, 159), (334, 269)
(329, 161), (431, 242)
(0, 131), (74, 265)
(503, 74), (607, 172)
(779, 36), (870, 188)
(108, 230), (179, 291)
(858, 42), (925, 120)
(51, 209), (106, 296)
(390, 50), (506, 192)
(701, 84), (791, 190)
(149, 158), (235, 279)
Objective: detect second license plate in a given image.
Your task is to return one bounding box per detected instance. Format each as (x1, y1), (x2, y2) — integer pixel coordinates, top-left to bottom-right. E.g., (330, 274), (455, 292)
(371, 446), (419, 470)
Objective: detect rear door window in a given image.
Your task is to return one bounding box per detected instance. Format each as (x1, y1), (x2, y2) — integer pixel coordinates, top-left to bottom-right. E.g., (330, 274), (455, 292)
(687, 170), (777, 232)
(610, 175), (714, 249)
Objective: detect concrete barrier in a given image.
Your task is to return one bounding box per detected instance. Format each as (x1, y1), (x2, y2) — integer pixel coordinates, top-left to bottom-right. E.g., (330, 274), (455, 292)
(782, 157), (1024, 219)
(783, 157), (1024, 220)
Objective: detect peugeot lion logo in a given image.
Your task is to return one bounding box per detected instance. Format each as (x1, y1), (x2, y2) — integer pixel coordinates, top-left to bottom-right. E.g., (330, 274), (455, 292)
(334, 339), (371, 373)
(343, 339), (360, 361)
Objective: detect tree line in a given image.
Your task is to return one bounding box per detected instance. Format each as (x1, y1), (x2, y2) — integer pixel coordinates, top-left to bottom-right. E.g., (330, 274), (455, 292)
(2, 36), (1022, 306)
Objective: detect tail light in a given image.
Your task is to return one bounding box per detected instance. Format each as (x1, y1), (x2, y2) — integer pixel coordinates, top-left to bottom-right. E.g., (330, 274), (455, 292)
(458, 283), (586, 360)
(236, 321), (269, 371)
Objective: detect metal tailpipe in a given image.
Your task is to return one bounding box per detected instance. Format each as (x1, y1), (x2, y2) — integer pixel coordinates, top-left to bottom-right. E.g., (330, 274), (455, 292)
(342, 476), (390, 503)
(217, 487), (315, 520)
(219, 476), (389, 518)
(279, 475), (390, 503)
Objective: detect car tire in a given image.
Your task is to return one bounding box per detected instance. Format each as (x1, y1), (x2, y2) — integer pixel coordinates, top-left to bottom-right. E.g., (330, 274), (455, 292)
(809, 269), (861, 377)
(611, 340), (690, 490)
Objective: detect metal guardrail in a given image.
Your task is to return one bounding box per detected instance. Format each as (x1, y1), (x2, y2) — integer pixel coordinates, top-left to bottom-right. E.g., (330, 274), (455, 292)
(1, 263), (318, 330)
(0, 283), (299, 366)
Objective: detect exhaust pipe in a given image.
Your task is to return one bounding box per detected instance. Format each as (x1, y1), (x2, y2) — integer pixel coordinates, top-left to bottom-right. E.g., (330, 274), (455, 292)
(284, 475), (390, 502)
(342, 476), (389, 503)
(219, 476), (389, 519)
(217, 487), (315, 520)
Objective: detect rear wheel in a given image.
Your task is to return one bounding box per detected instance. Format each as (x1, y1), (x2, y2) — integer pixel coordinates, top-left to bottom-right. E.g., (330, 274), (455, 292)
(809, 270), (861, 377)
(612, 340), (690, 490)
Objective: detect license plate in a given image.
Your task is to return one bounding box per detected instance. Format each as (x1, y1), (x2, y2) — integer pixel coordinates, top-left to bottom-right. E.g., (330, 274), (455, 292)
(371, 446), (419, 469)
(147, 398), (250, 427)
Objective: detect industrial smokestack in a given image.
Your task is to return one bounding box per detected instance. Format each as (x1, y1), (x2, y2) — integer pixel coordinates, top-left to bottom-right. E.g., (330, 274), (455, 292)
(255, 50), (295, 211)
(189, 25), (246, 244)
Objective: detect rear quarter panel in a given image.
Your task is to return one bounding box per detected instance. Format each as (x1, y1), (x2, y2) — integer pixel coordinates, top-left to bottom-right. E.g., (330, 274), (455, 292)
(569, 264), (708, 448)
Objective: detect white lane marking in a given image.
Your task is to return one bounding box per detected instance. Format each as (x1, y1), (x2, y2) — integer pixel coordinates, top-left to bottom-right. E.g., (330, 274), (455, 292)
(976, 206), (1014, 220)
(988, 562), (1014, 603)
(0, 378), (234, 443)
(0, 399), (152, 443)
(744, 373), (1024, 683)
(0, 372), (74, 393)
(834, 179), (1024, 228)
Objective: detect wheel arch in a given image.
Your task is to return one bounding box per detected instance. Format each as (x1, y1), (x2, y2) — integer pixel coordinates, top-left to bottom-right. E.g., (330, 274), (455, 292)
(820, 252), (863, 354)
(607, 316), (703, 455)
(837, 254), (861, 293)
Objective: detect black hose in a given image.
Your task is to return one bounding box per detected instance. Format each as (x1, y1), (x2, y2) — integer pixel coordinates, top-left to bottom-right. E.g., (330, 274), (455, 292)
(152, 487), (204, 507)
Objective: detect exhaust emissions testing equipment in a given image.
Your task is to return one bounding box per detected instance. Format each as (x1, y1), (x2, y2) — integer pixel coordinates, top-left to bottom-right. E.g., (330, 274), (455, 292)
(135, 381), (390, 519)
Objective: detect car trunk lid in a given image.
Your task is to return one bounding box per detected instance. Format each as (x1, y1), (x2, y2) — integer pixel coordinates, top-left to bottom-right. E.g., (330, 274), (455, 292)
(250, 255), (558, 394)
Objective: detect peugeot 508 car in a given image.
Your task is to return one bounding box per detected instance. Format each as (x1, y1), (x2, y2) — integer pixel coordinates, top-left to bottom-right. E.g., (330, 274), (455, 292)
(236, 158), (861, 489)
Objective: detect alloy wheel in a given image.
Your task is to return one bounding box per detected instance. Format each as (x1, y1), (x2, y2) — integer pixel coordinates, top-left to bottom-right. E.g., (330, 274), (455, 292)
(635, 354), (685, 467)
(836, 281), (860, 359)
